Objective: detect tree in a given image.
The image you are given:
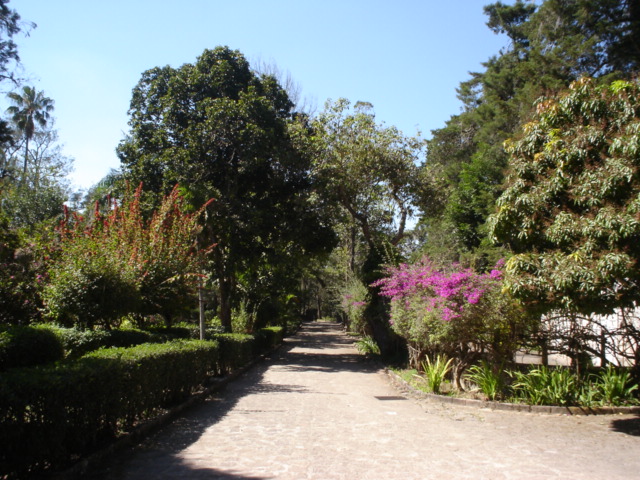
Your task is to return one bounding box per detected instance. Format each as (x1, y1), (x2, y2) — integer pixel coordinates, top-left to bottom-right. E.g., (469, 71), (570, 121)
(118, 46), (335, 331)
(489, 77), (640, 316)
(0, 0), (30, 87)
(1, 122), (72, 229)
(422, 0), (640, 259)
(312, 99), (438, 354)
(6, 86), (54, 182)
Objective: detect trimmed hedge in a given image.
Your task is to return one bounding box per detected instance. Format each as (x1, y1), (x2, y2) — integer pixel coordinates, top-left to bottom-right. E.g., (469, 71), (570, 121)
(255, 326), (284, 354)
(0, 325), (65, 370)
(213, 333), (256, 373)
(0, 339), (219, 478)
(47, 326), (180, 359)
(0, 323), (286, 478)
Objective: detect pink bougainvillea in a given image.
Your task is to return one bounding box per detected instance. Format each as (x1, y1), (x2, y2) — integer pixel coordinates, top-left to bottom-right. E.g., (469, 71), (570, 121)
(372, 257), (504, 323)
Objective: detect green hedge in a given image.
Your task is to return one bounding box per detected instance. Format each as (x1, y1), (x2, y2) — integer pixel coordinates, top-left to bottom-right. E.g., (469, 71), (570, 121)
(255, 326), (284, 354)
(0, 339), (219, 478)
(213, 333), (255, 373)
(0, 325), (65, 370)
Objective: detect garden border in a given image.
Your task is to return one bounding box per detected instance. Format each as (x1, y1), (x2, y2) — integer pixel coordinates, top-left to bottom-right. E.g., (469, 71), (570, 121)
(51, 343), (284, 480)
(385, 368), (640, 416)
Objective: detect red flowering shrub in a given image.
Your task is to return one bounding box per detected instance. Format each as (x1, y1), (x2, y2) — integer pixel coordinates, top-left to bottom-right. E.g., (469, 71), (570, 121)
(42, 185), (212, 329)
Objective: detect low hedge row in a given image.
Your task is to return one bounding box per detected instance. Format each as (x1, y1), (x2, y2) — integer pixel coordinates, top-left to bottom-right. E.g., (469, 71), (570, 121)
(255, 326), (285, 354)
(0, 324), (286, 371)
(214, 333), (256, 373)
(0, 325), (65, 370)
(50, 326), (173, 358)
(0, 327), (286, 478)
(0, 339), (220, 478)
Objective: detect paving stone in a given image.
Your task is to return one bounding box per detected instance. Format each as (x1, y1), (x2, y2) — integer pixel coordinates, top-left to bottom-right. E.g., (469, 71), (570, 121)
(92, 322), (640, 480)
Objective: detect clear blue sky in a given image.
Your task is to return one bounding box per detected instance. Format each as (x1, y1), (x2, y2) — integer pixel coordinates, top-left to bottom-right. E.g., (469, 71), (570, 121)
(8, 0), (510, 190)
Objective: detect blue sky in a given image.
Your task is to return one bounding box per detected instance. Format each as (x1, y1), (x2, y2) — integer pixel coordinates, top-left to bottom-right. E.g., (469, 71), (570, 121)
(8, 0), (511, 190)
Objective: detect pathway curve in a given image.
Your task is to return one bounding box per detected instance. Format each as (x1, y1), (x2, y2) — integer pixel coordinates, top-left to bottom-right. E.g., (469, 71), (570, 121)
(94, 322), (640, 480)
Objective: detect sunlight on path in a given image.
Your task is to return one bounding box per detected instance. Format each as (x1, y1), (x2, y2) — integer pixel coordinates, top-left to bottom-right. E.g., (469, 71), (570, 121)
(94, 322), (640, 480)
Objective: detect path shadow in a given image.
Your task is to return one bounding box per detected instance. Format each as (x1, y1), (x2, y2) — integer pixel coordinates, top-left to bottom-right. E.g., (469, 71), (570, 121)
(89, 321), (364, 479)
(610, 414), (640, 436)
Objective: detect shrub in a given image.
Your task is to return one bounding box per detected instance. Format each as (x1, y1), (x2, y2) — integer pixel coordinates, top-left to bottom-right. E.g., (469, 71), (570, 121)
(0, 339), (220, 478)
(255, 326), (284, 353)
(340, 279), (369, 333)
(374, 257), (536, 376)
(41, 185), (211, 329)
(85, 340), (220, 416)
(45, 325), (171, 358)
(0, 325), (64, 370)
(594, 365), (638, 406)
(355, 336), (380, 356)
(214, 333), (255, 373)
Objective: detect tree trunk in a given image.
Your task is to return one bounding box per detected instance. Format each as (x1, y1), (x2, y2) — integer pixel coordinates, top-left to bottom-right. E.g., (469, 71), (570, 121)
(198, 278), (206, 340)
(218, 276), (233, 332)
(21, 136), (29, 185)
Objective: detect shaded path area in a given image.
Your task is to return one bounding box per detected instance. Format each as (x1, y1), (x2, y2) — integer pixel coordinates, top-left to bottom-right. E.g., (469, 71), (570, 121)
(94, 322), (640, 480)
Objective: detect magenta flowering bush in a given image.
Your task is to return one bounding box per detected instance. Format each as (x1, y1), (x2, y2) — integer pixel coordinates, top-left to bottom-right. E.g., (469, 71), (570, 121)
(374, 257), (504, 322)
(373, 257), (534, 381)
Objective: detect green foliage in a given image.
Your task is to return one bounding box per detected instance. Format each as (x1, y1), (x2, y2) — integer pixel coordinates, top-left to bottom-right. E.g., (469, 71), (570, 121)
(6, 86), (54, 182)
(355, 335), (380, 356)
(377, 257), (535, 370)
(0, 1), (25, 87)
(0, 339), (220, 477)
(119, 46), (335, 332)
(0, 235), (41, 325)
(508, 364), (639, 407)
(44, 325), (173, 359)
(420, 354), (453, 394)
(312, 99), (431, 249)
(1, 124), (73, 231)
(465, 361), (505, 401)
(0, 325), (64, 370)
(231, 300), (257, 334)
(340, 278), (369, 334)
(213, 333), (256, 373)
(490, 77), (640, 316)
(312, 99), (439, 354)
(255, 326), (284, 353)
(510, 366), (578, 406)
(593, 365), (639, 406)
(41, 184), (209, 329)
(424, 0), (640, 258)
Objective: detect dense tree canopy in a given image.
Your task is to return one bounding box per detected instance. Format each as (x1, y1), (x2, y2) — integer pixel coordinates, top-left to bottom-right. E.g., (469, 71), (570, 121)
(310, 99), (440, 352)
(118, 46), (335, 331)
(422, 0), (640, 263)
(489, 77), (640, 315)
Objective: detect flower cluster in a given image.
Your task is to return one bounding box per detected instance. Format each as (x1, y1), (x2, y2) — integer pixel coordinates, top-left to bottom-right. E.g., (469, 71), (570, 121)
(373, 257), (504, 323)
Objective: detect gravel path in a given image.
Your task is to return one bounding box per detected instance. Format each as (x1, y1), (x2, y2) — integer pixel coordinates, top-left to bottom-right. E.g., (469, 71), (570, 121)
(93, 322), (640, 480)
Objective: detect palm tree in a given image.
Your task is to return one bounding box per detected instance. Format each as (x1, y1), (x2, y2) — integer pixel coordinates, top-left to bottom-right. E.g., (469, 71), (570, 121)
(6, 86), (54, 184)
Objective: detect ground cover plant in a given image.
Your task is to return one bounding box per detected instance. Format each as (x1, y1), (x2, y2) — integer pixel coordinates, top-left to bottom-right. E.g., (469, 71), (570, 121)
(396, 362), (639, 408)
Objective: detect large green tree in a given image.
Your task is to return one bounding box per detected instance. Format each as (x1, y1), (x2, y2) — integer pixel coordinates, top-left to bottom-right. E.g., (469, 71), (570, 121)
(489, 77), (640, 316)
(118, 47), (334, 331)
(312, 99), (438, 353)
(422, 0), (640, 260)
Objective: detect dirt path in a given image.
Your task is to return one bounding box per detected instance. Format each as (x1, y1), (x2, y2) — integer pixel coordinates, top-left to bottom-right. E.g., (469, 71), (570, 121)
(93, 322), (640, 480)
